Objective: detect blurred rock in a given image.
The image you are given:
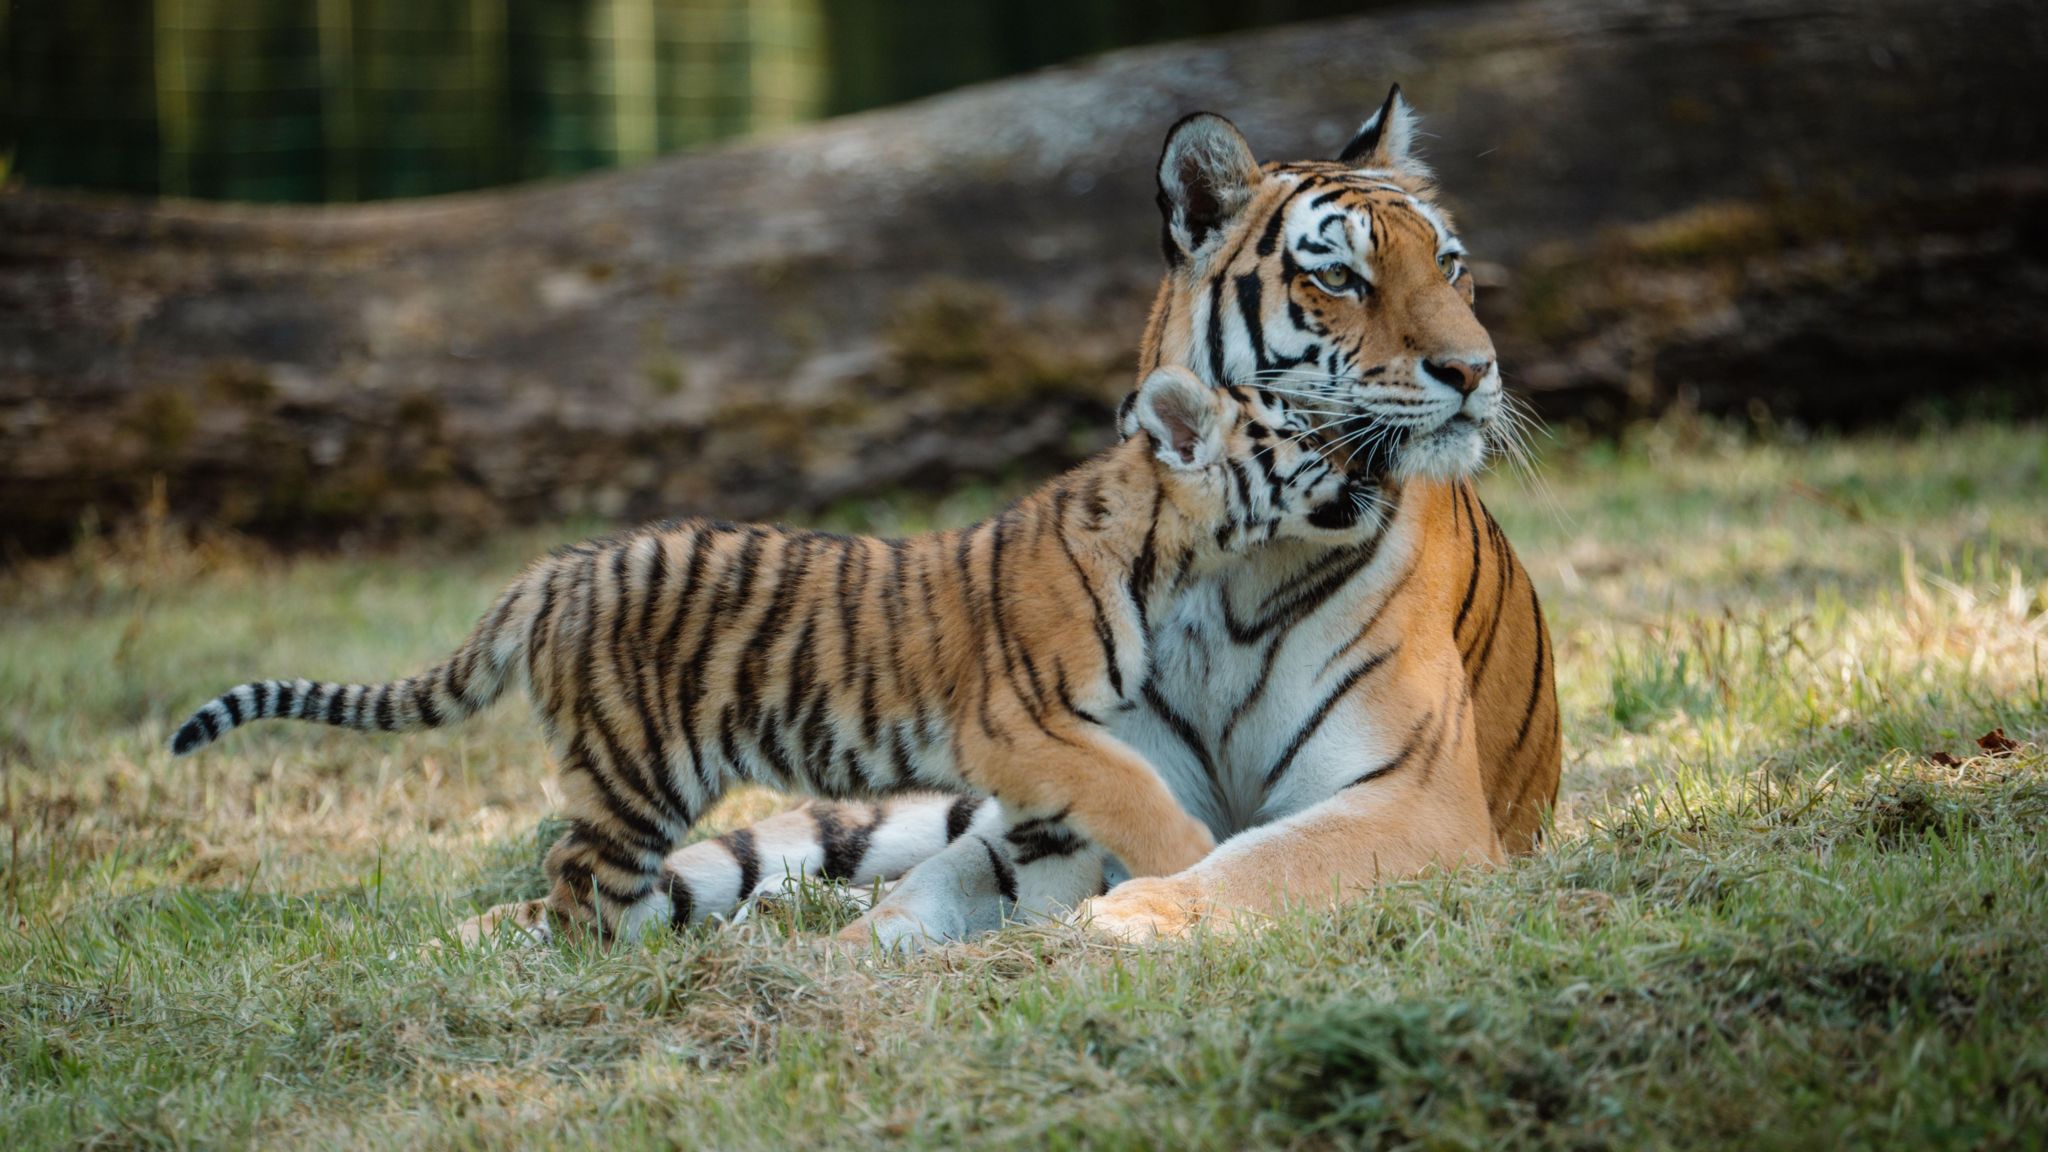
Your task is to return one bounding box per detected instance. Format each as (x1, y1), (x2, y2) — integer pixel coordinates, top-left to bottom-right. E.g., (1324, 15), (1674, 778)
(3, 0), (2044, 553)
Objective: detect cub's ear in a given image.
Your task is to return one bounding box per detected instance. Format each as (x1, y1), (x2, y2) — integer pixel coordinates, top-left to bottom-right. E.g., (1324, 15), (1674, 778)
(1133, 366), (1226, 471)
(1156, 112), (1260, 266)
(1116, 388), (1142, 442)
(1338, 84), (1424, 173)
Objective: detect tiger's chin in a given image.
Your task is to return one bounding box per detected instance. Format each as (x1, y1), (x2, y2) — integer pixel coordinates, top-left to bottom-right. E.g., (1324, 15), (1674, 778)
(1393, 416), (1491, 481)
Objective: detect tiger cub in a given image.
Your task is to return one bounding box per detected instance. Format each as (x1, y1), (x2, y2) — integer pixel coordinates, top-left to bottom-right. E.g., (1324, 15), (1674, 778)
(169, 367), (1384, 942)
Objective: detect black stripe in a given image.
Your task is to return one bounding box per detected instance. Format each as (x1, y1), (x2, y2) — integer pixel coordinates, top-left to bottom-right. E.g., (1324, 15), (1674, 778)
(573, 823), (657, 879)
(323, 685), (348, 726)
(626, 542), (693, 826)
(724, 828), (761, 900)
(561, 549), (605, 716)
(1348, 711), (1437, 790)
(272, 680), (298, 718)
(562, 738), (670, 850)
(887, 723), (918, 785)
(1051, 487), (1124, 699)
(665, 870), (696, 931)
(1452, 484), (1484, 641)
(717, 706), (749, 783)
(591, 874), (654, 908)
(1006, 812), (1088, 866)
(1142, 681), (1217, 780)
(1508, 585), (1551, 756)
(1128, 475), (1163, 641)
(1234, 272), (1275, 374)
(783, 615), (816, 721)
(945, 795), (981, 842)
(1253, 639), (1400, 795)
(1218, 638), (1285, 751)
(754, 713), (800, 788)
(194, 708), (221, 742)
(1261, 646), (1396, 791)
(1221, 536), (1383, 646)
(1256, 180), (1319, 256)
(979, 837), (1018, 905)
(588, 689), (686, 829)
(375, 685), (398, 732)
(220, 690), (244, 727)
(1051, 660), (1105, 727)
(652, 527), (709, 719)
(658, 527), (717, 791)
(681, 529), (767, 787)
(1206, 274), (1229, 384)
(606, 542), (634, 711)
(1464, 508), (1515, 675)
(416, 681), (444, 728)
(524, 565), (563, 712)
(1317, 559), (1418, 679)
(816, 805), (874, 881)
(985, 513), (1021, 689)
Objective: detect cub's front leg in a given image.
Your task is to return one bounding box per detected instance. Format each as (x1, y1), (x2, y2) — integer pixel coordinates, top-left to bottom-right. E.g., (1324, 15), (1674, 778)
(836, 802), (1111, 951)
(963, 721), (1215, 880)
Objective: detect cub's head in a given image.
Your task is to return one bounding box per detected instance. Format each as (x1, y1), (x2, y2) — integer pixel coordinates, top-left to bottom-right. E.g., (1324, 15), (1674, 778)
(1122, 365), (1386, 553)
(1140, 86), (1506, 481)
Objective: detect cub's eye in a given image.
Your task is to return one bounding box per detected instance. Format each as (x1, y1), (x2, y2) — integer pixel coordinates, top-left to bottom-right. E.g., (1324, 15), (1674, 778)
(1309, 264), (1359, 294)
(1438, 252), (1462, 281)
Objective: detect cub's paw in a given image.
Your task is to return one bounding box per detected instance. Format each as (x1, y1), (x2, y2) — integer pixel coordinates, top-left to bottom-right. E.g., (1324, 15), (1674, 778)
(1078, 876), (1209, 943)
(444, 898), (554, 950)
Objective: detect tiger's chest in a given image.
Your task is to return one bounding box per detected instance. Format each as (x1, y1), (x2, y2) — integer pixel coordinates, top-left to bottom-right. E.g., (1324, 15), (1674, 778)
(1104, 533), (1417, 837)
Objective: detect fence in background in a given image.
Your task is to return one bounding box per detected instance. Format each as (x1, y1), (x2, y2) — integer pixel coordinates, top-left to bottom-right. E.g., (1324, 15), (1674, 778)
(5, 0), (825, 201)
(1, 0), (1390, 203)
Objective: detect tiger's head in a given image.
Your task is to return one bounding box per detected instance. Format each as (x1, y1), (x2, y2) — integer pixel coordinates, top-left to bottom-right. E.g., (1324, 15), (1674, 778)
(1122, 365), (1386, 554)
(1138, 86), (1504, 482)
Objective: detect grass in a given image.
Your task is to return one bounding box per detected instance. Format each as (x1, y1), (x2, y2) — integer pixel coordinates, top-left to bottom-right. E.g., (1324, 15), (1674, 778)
(3, 416), (2045, 1149)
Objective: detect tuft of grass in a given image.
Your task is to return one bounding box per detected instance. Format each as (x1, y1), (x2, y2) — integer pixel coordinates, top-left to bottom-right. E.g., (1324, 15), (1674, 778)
(2, 418), (2045, 1149)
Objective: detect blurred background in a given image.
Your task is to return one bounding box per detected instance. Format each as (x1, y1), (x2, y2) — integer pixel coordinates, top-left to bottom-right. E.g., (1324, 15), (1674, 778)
(2, 0), (2045, 556)
(4, 0), (1374, 202)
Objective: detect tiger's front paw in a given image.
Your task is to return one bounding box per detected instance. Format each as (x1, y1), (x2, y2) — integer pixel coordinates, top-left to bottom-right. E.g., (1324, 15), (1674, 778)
(834, 904), (947, 956)
(1079, 875), (1209, 943)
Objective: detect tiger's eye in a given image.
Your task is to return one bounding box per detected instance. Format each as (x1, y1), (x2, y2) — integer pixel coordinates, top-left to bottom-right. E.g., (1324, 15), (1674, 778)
(1438, 252), (1460, 280)
(1310, 264), (1356, 293)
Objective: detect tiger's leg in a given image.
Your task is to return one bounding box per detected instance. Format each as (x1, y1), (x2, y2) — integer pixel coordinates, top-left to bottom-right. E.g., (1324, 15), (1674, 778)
(538, 741), (696, 946)
(836, 805), (1112, 951)
(456, 794), (996, 946)
(1081, 692), (1501, 941)
(963, 723), (1217, 880)
(658, 793), (996, 922)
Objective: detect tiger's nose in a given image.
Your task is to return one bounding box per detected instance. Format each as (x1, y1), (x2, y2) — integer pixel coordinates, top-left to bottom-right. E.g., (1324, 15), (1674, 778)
(1422, 357), (1490, 395)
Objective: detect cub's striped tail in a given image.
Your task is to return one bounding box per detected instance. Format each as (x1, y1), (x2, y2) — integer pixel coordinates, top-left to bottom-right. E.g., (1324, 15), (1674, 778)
(168, 579), (533, 757)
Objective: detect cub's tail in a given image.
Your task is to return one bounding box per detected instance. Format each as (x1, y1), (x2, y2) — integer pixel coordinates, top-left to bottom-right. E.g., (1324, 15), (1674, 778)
(169, 574), (540, 756)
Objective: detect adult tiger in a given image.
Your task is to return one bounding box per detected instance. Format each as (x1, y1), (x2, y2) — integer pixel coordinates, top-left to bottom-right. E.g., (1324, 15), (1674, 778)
(483, 87), (1561, 948)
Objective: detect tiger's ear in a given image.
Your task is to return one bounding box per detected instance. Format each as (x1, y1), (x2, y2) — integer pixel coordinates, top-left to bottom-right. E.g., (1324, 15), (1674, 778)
(1133, 366), (1226, 471)
(1338, 84), (1423, 172)
(1156, 113), (1260, 266)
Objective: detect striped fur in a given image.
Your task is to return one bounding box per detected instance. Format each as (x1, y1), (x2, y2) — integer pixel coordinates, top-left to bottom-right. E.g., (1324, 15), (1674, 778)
(670, 90), (1564, 949)
(170, 374), (1382, 942)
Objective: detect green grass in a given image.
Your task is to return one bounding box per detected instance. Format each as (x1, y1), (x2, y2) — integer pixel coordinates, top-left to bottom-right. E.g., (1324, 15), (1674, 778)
(3, 417), (2045, 1149)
